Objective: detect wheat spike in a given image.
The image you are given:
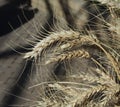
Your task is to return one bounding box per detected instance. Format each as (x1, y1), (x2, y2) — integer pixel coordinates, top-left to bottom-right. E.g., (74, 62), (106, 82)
(45, 49), (90, 64)
(24, 30), (80, 59)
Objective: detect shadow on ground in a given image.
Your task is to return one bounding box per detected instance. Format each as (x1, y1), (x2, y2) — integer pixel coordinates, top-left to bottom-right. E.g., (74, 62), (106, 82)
(0, 0), (38, 37)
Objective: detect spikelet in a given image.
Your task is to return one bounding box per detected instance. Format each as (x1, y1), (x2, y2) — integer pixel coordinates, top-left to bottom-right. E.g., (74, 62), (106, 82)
(59, 35), (98, 50)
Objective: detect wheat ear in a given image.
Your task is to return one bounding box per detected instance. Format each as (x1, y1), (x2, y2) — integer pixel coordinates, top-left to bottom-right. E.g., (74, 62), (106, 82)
(45, 49), (90, 64)
(24, 30), (80, 59)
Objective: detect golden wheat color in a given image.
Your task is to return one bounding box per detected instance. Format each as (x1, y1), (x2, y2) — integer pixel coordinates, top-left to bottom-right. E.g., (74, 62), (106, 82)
(13, 0), (120, 107)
